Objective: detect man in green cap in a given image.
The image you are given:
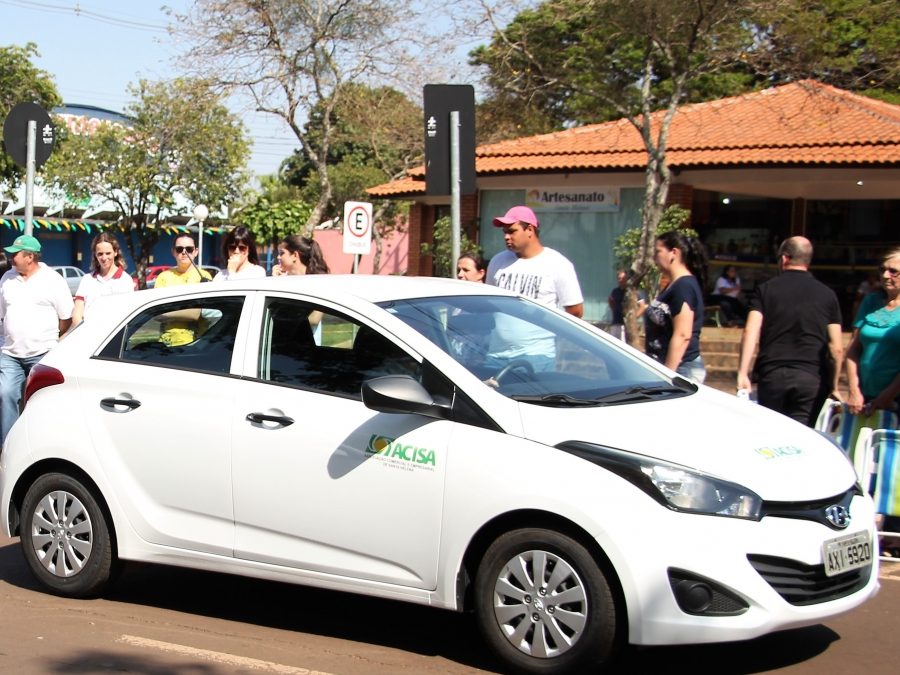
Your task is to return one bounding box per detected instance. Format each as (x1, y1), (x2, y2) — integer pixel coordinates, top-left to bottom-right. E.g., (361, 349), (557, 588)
(0, 234), (74, 442)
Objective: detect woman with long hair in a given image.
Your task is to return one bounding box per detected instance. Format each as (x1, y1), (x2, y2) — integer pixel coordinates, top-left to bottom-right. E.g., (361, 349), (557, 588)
(71, 232), (134, 326)
(644, 230), (708, 382)
(273, 234), (330, 276)
(214, 226), (266, 281)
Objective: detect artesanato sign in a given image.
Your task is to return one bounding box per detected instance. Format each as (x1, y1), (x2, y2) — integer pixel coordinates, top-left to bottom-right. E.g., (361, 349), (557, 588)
(525, 187), (620, 212)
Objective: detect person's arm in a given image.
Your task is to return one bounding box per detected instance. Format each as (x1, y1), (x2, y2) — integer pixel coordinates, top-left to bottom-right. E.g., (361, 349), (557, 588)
(58, 317), (72, 335)
(869, 372), (900, 413)
(664, 306), (694, 371)
(70, 298), (85, 327)
(844, 332), (865, 414)
(737, 309), (763, 391)
(564, 303), (584, 318)
(825, 323), (844, 400)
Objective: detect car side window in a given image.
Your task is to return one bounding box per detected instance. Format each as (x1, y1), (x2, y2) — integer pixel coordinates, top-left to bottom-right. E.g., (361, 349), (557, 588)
(259, 298), (420, 398)
(97, 296), (244, 375)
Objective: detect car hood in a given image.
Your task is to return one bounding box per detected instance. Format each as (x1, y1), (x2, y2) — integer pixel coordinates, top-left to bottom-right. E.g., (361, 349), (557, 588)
(518, 386), (855, 501)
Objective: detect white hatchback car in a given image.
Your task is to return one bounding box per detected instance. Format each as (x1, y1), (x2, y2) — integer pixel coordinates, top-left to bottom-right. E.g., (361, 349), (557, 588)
(0, 276), (878, 673)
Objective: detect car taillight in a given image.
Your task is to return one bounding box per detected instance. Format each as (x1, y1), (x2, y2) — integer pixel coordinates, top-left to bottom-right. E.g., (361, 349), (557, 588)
(23, 364), (65, 407)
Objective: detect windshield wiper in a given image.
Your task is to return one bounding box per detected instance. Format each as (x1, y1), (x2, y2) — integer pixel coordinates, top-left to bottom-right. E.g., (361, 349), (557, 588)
(592, 385), (690, 404)
(510, 393), (600, 407)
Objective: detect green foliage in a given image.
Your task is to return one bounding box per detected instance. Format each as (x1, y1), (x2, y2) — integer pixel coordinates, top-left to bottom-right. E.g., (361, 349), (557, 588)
(422, 216), (480, 278)
(0, 43), (62, 184)
(614, 206), (696, 297)
(235, 197), (313, 248)
(471, 0), (900, 139)
(281, 83), (422, 222)
(470, 0), (762, 132)
(759, 0), (900, 100)
(45, 78), (250, 283)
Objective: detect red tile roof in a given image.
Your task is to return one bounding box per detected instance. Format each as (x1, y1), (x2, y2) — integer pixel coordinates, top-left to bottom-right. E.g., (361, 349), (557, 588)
(368, 80), (900, 197)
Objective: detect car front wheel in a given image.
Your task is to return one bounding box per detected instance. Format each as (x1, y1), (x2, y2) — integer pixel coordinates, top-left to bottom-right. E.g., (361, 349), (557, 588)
(474, 528), (619, 674)
(20, 472), (115, 598)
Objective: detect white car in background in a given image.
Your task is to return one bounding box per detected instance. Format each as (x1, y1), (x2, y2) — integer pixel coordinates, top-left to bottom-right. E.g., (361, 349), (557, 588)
(51, 265), (85, 295)
(0, 276), (878, 674)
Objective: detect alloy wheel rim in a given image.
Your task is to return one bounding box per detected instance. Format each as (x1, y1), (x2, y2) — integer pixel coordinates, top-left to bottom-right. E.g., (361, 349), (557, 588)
(492, 549), (588, 658)
(30, 490), (93, 577)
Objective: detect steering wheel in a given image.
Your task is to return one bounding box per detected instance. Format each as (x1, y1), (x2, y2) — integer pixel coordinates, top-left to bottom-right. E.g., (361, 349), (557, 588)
(494, 359), (536, 385)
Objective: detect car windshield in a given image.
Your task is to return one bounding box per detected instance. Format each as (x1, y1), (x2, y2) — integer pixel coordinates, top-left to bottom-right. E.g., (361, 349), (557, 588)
(379, 295), (694, 406)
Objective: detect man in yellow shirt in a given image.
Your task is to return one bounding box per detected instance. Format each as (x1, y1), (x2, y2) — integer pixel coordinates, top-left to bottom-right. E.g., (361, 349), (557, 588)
(155, 234), (211, 346)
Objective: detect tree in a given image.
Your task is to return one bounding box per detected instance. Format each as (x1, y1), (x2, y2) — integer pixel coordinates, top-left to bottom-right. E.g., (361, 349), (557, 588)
(0, 43), (62, 184)
(173, 0), (429, 234)
(234, 175), (312, 248)
(472, 0), (763, 301)
(756, 0), (900, 104)
(46, 78), (250, 285)
(280, 83), (423, 272)
(423, 216), (480, 278)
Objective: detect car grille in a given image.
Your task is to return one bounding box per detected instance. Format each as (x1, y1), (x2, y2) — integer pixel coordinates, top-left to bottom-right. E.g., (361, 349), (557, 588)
(747, 554), (872, 606)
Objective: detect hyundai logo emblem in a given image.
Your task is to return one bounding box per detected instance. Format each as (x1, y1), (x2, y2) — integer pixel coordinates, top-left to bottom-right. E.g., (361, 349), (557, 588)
(824, 504), (851, 529)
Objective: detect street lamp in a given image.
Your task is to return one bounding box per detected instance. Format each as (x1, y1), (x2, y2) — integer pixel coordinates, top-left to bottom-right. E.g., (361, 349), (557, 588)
(193, 204), (209, 266)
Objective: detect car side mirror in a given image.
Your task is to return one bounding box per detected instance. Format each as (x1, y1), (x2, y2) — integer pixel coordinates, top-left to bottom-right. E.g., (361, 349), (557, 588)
(361, 375), (449, 419)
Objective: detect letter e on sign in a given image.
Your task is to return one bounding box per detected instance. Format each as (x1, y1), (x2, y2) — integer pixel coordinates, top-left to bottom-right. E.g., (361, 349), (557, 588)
(342, 201), (373, 255)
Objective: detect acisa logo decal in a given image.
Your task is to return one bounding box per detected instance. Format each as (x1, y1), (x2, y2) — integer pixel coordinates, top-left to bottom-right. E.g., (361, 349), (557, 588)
(367, 435), (436, 466)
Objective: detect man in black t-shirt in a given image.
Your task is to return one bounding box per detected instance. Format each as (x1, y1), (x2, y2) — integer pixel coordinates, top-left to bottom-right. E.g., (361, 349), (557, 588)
(737, 237), (843, 426)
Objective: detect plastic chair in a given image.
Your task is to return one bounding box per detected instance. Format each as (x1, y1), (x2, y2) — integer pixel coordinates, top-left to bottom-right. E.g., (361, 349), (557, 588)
(853, 428), (900, 562)
(814, 400), (897, 456)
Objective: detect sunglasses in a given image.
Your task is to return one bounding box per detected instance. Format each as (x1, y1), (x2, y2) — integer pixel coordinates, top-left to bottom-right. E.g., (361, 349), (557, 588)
(174, 246), (195, 254)
(228, 244), (249, 253)
(880, 265), (900, 277)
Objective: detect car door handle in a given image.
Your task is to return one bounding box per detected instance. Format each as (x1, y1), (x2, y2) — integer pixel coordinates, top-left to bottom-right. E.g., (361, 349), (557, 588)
(245, 412), (295, 427)
(100, 397), (141, 411)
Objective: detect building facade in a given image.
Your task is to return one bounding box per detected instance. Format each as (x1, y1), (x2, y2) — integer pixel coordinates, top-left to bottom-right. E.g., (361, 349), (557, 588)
(368, 81), (900, 324)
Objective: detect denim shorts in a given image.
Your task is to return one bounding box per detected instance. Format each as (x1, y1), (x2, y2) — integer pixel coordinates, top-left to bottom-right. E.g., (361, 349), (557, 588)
(676, 356), (706, 384)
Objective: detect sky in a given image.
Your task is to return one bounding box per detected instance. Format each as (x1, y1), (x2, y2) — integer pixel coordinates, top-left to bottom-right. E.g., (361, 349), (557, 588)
(1, 0), (488, 181)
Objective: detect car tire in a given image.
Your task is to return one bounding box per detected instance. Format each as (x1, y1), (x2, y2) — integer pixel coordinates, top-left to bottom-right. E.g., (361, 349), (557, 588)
(474, 528), (619, 674)
(20, 472), (115, 598)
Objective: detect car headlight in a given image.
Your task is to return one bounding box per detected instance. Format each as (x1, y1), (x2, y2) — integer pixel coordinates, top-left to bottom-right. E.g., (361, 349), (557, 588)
(558, 441), (763, 520)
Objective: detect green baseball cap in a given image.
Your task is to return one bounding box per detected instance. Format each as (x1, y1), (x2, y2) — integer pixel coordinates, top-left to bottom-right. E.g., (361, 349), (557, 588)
(5, 234), (41, 254)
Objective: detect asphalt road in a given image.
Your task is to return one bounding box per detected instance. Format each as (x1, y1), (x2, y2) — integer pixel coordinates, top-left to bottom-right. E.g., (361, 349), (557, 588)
(0, 532), (896, 674)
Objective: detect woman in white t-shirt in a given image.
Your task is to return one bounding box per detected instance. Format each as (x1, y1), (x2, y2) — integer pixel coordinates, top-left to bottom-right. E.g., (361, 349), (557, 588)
(213, 226), (267, 281)
(71, 232), (135, 326)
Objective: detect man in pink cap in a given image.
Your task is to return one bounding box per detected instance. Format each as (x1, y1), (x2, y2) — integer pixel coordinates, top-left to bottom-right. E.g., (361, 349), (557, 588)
(487, 205), (584, 317)
(482, 205), (584, 377)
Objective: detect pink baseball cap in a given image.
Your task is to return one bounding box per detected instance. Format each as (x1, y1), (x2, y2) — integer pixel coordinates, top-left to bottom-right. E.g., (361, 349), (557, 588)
(492, 205), (539, 228)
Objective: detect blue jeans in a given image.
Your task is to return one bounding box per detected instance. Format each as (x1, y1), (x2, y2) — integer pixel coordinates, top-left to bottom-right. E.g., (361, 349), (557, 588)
(1, 352), (45, 443)
(676, 355), (706, 384)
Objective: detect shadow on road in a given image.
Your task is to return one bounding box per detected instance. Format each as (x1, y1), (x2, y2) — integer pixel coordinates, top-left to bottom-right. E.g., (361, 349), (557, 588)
(0, 538), (839, 673)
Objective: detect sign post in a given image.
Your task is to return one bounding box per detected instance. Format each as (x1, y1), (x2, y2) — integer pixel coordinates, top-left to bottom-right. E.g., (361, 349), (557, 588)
(342, 201), (373, 273)
(3, 103), (56, 237)
(423, 85), (475, 275)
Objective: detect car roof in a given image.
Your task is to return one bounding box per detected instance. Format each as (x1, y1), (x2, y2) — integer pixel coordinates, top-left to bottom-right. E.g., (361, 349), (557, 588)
(135, 274), (510, 304)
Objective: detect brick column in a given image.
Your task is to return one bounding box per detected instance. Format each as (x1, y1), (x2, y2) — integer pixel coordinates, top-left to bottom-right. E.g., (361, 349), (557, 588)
(666, 183), (694, 212)
(461, 193), (480, 249)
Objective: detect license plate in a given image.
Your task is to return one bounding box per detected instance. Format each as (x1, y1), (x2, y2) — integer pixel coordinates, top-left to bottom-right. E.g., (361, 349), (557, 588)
(822, 531), (872, 577)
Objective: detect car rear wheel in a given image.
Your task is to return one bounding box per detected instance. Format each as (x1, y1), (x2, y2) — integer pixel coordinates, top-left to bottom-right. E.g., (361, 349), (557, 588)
(474, 528), (619, 674)
(20, 473), (115, 598)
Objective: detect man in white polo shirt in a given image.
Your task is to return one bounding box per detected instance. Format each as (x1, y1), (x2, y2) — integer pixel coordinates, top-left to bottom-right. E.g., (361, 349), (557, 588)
(0, 234), (74, 442)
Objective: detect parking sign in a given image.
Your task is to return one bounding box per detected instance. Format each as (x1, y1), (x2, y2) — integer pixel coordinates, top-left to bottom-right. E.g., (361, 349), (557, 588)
(342, 201), (373, 255)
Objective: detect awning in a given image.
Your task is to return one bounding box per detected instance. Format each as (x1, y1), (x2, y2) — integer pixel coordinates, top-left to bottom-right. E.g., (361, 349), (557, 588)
(0, 218), (231, 236)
